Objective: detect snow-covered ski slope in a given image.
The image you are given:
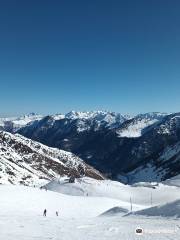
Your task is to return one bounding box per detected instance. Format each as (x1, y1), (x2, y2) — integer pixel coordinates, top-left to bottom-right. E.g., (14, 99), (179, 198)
(46, 177), (180, 207)
(1, 177), (180, 240)
(0, 184), (121, 218)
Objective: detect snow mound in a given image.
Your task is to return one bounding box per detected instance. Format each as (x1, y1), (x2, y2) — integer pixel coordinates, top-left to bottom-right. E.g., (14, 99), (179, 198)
(133, 200), (180, 218)
(45, 179), (85, 196)
(100, 206), (128, 217)
(163, 174), (180, 187)
(131, 182), (159, 188)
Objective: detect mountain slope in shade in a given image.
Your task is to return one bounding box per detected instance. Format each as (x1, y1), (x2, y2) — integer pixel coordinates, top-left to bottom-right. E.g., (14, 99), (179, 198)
(18, 112), (180, 183)
(0, 131), (104, 185)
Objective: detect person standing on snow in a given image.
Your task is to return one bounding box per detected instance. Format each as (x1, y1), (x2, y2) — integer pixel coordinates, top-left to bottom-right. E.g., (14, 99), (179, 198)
(43, 209), (47, 217)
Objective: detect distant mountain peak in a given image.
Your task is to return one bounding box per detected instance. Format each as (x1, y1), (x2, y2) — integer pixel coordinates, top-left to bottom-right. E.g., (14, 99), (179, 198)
(0, 113), (43, 133)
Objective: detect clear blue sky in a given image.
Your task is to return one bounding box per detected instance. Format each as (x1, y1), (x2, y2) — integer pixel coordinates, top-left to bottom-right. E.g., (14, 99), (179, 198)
(0, 0), (180, 116)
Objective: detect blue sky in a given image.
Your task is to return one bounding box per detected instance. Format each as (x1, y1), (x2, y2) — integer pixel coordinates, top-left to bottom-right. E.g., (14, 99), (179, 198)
(0, 0), (180, 116)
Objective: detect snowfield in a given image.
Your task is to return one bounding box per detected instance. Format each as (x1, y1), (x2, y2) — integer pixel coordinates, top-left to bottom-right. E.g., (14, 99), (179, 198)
(117, 118), (158, 138)
(0, 177), (180, 239)
(117, 112), (167, 138)
(45, 177), (180, 208)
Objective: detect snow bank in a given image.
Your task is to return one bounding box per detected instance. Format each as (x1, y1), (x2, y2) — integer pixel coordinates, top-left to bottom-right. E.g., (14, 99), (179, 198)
(163, 174), (180, 187)
(45, 177), (180, 211)
(100, 206), (128, 217)
(133, 200), (180, 218)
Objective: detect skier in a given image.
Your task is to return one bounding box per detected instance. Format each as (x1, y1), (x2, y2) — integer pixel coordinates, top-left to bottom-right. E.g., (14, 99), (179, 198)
(43, 209), (47, 217)
(56, 211), (59, 216)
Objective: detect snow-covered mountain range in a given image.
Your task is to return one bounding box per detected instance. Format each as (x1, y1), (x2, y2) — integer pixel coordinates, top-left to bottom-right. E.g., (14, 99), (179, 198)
(0, 111), (130, 133)
(0, 113), (42, 132)
(0, 131), (104, 185)
(0, 111), (167, 136)
(1, 110), (180, 183)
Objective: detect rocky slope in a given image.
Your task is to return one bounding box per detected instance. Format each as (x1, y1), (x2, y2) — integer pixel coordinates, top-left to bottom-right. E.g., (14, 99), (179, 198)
(0, 131), (104, 186)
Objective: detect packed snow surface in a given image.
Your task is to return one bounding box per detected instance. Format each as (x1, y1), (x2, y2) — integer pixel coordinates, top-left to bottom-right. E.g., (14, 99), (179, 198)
(46, 177), (180, 207)
(0, 177), (180, 239)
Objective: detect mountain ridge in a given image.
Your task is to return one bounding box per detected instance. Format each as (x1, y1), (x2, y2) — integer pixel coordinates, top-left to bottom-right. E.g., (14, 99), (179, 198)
(17, 111), (180, 183)
(0, 131), (104, 185)
(2, 110), (180, 184)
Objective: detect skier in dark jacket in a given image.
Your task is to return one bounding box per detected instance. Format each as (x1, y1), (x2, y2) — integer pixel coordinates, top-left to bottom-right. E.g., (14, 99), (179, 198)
(43, 209), (47, 217)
